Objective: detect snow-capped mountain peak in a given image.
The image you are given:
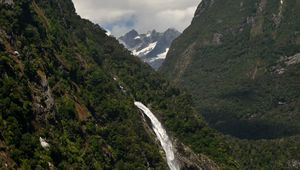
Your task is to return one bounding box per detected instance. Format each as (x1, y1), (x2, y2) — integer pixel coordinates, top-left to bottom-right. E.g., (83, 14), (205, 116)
(118, 29), (180, 70)
(132, 42), (158, 56)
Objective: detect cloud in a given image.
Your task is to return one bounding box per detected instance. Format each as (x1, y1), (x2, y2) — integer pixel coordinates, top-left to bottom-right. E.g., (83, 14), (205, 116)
(72, 0), (201, 37)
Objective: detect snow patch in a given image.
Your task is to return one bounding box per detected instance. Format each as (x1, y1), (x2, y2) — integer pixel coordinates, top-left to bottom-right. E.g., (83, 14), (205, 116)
(105, 30), (111, 36)
(149, 48), (169, 62)
(134, 36), (141, 40)
(132, 42), (157, 56)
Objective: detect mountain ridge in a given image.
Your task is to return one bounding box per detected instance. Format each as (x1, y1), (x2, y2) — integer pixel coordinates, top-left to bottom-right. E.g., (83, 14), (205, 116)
(2, 0), (300, 169)
(161, 0), (300, 139)
(160, 0), (300, 168)
(119, 28), (180, 70)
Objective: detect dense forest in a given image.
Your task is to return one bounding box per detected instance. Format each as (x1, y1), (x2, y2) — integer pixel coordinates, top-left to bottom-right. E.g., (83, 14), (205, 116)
(161, 0), (300, 140)
(1, 0), (300, 169)
(0, 0), (231, 169)
(161, 0), (300, 169)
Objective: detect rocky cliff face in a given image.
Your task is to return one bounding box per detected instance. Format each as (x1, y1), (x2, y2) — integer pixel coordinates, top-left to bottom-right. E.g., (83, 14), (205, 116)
(119, 29), (180, 70)
(161, 0), (300, 140)
(160, 0), (300, 168)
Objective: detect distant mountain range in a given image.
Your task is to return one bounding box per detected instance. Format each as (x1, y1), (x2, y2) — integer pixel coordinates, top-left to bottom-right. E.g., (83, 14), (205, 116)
(118, 29), (180, 70)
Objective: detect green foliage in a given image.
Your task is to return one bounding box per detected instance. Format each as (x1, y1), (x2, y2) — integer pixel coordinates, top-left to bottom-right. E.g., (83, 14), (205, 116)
(162, 0), (300, 139)
(4, 0), (299, 169)
(56, 96), (76, 120)
(161, 0), (300, 169)
(0, 0), (170, 169)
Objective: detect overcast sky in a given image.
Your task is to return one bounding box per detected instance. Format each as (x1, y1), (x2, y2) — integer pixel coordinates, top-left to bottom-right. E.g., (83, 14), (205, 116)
(72, 0), (201, 37)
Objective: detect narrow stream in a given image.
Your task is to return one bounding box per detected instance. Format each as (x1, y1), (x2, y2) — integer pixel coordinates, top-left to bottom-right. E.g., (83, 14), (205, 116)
(134, 101), (180, 170)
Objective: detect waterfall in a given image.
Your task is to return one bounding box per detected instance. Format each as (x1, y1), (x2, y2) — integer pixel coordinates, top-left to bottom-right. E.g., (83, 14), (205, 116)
(134, 101), (180, 170)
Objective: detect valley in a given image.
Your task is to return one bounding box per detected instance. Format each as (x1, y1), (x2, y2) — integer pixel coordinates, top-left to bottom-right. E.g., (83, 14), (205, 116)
(1, 0), (300, 169)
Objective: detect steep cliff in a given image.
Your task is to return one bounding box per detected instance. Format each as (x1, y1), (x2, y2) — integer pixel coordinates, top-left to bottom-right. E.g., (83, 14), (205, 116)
(161, 0), (300, 140)
(160, 0), (300, 169)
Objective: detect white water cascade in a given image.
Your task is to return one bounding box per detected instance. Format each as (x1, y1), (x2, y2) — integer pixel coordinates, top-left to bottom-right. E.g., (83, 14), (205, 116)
(134, 101), (180, 170)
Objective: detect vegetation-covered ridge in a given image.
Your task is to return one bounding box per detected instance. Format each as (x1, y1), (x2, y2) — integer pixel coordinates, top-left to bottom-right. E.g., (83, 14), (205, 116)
(161, 0), (300, 139)
(161, 0), (300, 169)
(2, 0), (299, 169)
(0, 0), (233, 169)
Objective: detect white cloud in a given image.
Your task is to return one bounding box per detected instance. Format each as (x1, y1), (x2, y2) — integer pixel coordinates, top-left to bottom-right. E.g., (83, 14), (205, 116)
(72, 0), (201, 37)
(111, 26), (133, 37)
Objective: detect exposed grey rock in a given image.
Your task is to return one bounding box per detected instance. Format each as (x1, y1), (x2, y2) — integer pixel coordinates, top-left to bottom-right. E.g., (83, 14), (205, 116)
(175, 140), (219, 170)
(240, 1), (244, 7)
(285, 53), (300, 65)
(272, 14), (281, 27)
(247, 16), (255, 25)
(272, 0), (285, 27)
(287, 159), (300, 169)
(212, 33), (223, 45)
(257, 0), (267, 13)
(275, 68), (285, 75)
(0, 0), (14, 5)
(119, 28), (180, 70)
(273, 53), (300, 75)
(13, 51), (20, 56)
(119, 29), (140, 49)
(31, 70), (55, 125)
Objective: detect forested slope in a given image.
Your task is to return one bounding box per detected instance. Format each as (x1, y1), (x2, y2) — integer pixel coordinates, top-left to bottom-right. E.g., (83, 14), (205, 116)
(0, 0), (230, 169)
(161, 0), (300, 140)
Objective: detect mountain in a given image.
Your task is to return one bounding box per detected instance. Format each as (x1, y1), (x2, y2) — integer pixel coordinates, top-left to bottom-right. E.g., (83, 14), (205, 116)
(161, 0), (300, 140)
(0, 0), (232, 169)
(160, 0), (300, 168)
(2, 0), (300, 169)
(119, 29), (180, 70)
